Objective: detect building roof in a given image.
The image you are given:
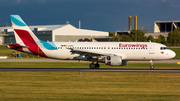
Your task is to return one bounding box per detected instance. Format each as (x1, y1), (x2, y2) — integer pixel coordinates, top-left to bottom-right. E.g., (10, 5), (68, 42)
(155, 21), (180, 23)
(0, 24), (65, 32)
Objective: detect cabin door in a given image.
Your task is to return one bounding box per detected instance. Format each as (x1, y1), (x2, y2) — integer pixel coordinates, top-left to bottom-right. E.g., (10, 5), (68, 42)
(149, 44), (155, 54)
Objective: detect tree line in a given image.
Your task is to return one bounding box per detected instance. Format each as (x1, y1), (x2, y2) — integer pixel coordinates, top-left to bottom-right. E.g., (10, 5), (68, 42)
(109, 27), (180, 46)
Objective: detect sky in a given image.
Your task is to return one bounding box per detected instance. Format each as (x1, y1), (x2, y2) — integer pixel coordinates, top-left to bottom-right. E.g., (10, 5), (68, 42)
(0, 0), (180, 32)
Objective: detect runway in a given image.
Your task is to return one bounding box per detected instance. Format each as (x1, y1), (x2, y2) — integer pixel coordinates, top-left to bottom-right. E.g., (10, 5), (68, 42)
(0, 59), (179, 63)
(0, 68), (180, 73)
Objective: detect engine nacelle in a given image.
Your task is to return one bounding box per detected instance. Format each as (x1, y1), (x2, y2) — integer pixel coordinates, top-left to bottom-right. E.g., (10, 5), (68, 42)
(105, 56), (127, 66)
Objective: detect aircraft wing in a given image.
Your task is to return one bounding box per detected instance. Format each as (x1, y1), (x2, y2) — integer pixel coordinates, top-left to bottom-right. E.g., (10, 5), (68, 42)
(70, 48), (116, 59)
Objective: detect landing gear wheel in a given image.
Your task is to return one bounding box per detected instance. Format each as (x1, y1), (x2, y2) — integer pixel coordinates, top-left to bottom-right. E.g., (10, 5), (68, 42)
(150, 65), (154, 69)
(89, 63), (95, 69)
(95, 64), (100, 69)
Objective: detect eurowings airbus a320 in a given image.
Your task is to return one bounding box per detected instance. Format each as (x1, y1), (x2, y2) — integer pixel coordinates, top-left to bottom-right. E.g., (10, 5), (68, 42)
(7, 15), (176, 69)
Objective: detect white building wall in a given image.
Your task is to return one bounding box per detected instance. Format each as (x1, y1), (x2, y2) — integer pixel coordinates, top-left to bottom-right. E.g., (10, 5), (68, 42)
(154, 22), (160, 33)
(52, 24), (108, 41)
(0, 36), (2, 45)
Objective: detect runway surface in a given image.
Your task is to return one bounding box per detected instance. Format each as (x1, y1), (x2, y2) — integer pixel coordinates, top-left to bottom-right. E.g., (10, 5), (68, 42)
(0, 68), (180, 73)
(0, 59), (180, 63)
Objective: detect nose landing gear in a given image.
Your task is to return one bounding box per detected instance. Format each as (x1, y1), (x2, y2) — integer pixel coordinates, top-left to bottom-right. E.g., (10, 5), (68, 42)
(150, 60), (154, 69)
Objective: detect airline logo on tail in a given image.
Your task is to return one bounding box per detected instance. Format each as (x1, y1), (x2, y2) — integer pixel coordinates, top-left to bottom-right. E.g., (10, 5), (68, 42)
(10, 15), (48, 57)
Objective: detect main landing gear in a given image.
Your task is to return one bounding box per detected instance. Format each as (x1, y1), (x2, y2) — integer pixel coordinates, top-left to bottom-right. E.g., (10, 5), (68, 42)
(89, 61), (100, 69)
(150, 60), (154, 69)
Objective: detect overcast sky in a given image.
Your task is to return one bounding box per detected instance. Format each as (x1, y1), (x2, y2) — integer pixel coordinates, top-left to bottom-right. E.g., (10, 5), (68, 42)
(0, 0), (180, 32)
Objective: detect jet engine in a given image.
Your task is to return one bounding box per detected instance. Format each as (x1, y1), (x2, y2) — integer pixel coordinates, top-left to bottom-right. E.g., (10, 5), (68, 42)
(104, 56), (127, 66)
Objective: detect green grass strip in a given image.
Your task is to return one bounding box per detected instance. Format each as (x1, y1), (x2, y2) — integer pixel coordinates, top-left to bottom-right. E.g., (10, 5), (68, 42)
(0, 72), (180, 101)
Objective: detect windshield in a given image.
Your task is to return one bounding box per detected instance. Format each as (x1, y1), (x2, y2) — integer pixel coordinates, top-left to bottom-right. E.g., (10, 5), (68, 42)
(160, 47), (169, 50)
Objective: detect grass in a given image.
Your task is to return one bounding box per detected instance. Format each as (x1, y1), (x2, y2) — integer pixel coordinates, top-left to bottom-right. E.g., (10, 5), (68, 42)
(0, 72), (180, 101)
(0, 45), (180, 100)
(0, 45), (180, 59)
(0, 62), (179, 69)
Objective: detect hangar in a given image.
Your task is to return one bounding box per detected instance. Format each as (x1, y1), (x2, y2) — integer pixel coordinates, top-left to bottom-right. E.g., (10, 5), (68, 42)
(53, 24), (108, 42)
(154, 21), (180, 33)
(0, 23), (108, 44)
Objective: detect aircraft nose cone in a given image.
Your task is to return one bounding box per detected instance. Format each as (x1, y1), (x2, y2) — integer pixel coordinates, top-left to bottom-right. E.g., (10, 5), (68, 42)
(172, 51), (176, 58)
(169, 50), (176, 59)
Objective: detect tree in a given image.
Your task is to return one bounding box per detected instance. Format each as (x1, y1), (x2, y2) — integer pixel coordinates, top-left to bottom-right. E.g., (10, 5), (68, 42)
(130, 30), (147, 42)
(108, 35), (121, 42)
(147, 35), (155, 42)
(78, 39), (83, 42)
(120, 34), (132, 42)
(167, 27), (180, 45)
(157, 35), (166, 44)
(84, 38), (91, 42)
(108, 34), (132, 42)
(109, 31), (115, 36)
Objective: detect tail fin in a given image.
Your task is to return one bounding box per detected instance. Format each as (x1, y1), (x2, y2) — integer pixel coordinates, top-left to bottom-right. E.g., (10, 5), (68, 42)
(10, 15), (47, 57)
(10, 15), (40, 45)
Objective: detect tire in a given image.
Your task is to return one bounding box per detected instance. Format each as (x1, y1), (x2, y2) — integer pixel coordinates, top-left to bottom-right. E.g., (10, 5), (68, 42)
(95, 64), (100, 69)
(89, 63), (95, 69)
(150, 65), (154, 69)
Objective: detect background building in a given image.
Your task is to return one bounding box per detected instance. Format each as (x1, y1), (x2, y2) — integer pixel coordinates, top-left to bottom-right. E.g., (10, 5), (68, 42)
(52, 24), (108, 42)
(154, 21), (180, 33)
(146, 21), (180, 39)
(115, 20), (180, 40)
(0, 24), (108, 44)
(0, 31), (3, 45)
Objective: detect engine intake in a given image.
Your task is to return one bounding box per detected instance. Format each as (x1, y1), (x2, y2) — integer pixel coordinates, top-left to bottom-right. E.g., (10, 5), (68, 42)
(105, 56), (127, 66)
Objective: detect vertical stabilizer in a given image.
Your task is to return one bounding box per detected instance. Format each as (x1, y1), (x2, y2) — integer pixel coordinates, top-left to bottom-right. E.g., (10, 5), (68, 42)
(10, 15), (39, 44)
(10, 15), (47, 57)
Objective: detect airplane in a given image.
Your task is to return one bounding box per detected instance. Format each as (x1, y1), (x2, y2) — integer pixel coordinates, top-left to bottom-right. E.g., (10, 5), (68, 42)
(7, 15), (176, 69)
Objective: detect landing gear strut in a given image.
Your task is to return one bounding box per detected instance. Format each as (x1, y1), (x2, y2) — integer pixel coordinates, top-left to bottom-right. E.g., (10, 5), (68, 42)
(89, 61), (100, 69)
(150, 60), (154, 69)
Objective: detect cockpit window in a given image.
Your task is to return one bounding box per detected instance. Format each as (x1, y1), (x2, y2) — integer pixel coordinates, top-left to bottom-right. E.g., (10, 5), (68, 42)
(160, 47), (169, 50)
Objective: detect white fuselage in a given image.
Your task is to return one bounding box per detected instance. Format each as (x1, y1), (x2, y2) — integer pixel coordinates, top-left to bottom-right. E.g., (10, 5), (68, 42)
(23, 42), (175, 61)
